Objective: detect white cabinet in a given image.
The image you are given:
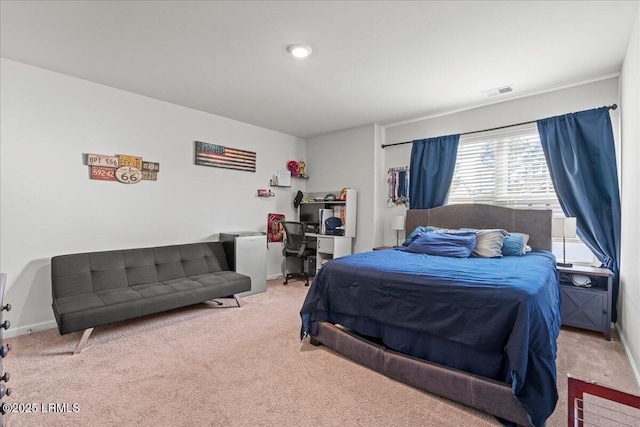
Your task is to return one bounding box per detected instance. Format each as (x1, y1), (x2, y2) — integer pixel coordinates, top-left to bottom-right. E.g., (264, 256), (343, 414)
(313, 235), (353, 272)
(316, 237), (334, 254)
(220, 232), (267, 297)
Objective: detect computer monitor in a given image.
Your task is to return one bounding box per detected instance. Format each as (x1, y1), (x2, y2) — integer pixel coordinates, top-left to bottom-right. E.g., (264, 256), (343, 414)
(299, 204), (320, 228)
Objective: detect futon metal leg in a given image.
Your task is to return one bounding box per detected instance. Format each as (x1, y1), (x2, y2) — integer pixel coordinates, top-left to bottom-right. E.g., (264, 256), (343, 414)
(73, 327), (94, 355)
(209, 294), (242, 308)
(233, 293), (242, 307)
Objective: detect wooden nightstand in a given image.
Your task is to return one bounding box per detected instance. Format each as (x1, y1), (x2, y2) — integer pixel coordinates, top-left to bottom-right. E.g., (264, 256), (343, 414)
(557, 265), (614, 340)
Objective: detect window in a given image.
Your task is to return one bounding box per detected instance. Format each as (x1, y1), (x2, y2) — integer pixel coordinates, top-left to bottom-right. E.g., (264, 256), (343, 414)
(447, 123), (596, 265)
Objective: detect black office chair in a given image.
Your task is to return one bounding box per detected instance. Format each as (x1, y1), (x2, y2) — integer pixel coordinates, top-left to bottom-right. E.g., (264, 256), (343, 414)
(282, 221), (315, 286)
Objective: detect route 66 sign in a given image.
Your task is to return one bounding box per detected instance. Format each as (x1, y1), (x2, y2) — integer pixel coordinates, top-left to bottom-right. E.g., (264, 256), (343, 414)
(115, 166), (143, 184)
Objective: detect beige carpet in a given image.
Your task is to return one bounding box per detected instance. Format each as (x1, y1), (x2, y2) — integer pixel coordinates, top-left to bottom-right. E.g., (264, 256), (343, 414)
(3, 279), (638, 427)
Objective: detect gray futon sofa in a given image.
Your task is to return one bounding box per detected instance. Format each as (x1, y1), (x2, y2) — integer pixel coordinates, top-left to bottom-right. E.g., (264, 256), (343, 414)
(51, 242), (251, 353)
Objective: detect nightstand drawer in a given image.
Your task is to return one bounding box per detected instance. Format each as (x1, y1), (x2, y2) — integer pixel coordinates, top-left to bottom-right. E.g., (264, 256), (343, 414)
(560, 284), (607, 332)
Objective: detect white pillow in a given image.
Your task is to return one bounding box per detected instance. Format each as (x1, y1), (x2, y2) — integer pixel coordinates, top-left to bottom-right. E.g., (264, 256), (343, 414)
(472, 229), (509, 258)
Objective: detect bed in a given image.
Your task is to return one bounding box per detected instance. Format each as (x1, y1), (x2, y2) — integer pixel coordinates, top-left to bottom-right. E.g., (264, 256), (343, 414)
(300, 204), (561, 427)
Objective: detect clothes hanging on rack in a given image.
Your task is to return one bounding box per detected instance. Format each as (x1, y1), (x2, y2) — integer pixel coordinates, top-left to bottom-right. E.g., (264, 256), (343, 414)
(387, 168), (410, 207)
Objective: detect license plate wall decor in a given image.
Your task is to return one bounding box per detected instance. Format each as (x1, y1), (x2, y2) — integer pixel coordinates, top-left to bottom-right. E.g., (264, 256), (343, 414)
(195, 141), (256, 172)
(86, 153), (159, 184)
(118, 154), (143, 170)
(142, 161), (160, 172)
(88, 154), (119, 168)
(142, 171), (157, 181)
(91, 166), (117, 181)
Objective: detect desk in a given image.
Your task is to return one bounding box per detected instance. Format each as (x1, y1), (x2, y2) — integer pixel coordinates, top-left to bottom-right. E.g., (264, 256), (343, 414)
(306, 233), (353, 272)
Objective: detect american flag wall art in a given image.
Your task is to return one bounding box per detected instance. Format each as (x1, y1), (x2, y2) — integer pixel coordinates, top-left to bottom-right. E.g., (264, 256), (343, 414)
(195, 141), (256, 172)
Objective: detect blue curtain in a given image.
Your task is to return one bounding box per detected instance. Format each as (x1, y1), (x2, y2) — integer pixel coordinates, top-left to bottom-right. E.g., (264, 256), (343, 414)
(409, 135), (460, 209)
(537, 107), (621, 321)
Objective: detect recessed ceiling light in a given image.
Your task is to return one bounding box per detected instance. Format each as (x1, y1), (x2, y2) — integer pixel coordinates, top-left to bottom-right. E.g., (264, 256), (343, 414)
(287, 44), (312, 58)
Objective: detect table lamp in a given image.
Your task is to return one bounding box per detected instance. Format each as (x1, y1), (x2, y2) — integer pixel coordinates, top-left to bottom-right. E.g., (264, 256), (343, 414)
(552, 217), (577, 267)
(390, 216), (405, 247)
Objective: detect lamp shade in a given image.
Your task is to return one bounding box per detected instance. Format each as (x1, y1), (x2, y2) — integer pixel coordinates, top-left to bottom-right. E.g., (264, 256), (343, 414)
(390, 216), (405, 231)
(552, 217), (577, 239)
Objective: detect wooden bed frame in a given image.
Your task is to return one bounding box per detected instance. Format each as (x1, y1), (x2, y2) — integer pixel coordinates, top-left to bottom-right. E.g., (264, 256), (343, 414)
(309, 204), (553, 427)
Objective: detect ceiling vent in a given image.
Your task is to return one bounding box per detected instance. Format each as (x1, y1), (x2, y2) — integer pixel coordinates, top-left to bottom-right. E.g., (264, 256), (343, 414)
(482, 85), (513, 97)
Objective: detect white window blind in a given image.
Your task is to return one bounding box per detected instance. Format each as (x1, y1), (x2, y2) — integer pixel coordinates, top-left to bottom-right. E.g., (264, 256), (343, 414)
(447, 123), (595, 265)
(448, 123), (562, 215)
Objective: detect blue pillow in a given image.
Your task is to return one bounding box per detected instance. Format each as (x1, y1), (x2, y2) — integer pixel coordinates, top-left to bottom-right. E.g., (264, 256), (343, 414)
(402, 226), (437, 246)
(502, 233), (528, 256)
(402, 232), (477, 258)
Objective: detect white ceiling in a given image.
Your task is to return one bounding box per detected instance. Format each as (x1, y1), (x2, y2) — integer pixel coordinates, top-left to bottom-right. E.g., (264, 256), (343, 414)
(1, 1), (638, 138)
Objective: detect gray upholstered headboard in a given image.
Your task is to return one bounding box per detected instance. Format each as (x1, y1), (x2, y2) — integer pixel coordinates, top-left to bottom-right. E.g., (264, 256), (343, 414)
(405, 204), (552, 251)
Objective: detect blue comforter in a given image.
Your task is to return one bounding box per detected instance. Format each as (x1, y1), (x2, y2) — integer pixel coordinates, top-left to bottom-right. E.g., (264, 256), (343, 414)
(300, 249), (561, 427)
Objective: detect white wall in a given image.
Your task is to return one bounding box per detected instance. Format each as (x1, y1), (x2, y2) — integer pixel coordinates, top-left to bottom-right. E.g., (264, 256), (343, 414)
(380, 78), (621, 247)
(305, 124), (378, 253)
(619, 7), (640, 384)
(0, 59), (305, 337)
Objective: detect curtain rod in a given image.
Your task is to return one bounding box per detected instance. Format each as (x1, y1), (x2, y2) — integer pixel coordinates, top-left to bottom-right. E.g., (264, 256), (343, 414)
(381, 104), (617, 148)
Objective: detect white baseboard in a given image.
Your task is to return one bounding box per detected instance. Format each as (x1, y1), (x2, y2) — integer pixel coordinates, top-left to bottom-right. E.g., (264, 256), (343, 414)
(616, 323), (640, 390)
(4, 319), (57, 339)
(268, 274), (283, 280)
